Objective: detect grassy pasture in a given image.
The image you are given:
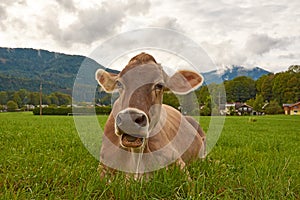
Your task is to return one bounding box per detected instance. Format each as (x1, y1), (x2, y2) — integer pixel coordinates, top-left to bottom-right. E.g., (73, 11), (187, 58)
(0, 112), (299, 199)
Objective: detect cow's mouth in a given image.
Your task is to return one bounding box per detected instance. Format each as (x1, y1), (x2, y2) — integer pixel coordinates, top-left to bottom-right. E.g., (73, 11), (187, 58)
(121, 133), (144, 148)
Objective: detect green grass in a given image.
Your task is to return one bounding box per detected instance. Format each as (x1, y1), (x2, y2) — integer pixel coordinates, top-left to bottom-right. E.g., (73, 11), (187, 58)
(0, 112), (299, 199)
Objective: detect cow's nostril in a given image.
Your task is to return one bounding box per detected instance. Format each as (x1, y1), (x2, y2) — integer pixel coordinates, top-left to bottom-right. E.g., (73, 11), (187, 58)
(134, 114), (147, 127)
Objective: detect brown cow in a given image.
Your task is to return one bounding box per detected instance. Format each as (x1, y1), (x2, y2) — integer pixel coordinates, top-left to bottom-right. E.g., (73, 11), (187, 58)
(95, 53), (206, 179)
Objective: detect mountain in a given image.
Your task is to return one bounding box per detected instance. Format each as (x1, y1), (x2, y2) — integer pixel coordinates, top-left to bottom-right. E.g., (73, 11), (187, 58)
(0, 47), (113, 94)
(0, 47), (271, 93)
(202, 65), (271, 85)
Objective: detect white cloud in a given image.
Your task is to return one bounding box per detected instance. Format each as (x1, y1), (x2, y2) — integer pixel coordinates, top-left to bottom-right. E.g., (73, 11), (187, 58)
(60, 3), (125, 45)
(126, 0), (151, 15)
(54, 0), (76, 12)
(0, 0), (299, 72)
(37, 0), (152, 46)
(0, 5), (7, 29)
(150, 17), (183, 31)
(279, 53), (298, 59)
(244, 34), (291, 55)
(201, 40), (247, 66)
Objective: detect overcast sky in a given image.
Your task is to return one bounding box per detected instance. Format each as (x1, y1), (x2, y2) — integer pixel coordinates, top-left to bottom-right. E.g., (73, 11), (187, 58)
(0, 0), (299, 73)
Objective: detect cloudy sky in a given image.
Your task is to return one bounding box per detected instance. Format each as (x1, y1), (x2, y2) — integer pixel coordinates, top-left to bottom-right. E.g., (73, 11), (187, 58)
(0, 0), (299, 72)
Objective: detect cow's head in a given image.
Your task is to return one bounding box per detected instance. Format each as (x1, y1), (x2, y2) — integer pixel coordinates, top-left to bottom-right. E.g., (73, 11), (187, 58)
(95, 53), (203, 150)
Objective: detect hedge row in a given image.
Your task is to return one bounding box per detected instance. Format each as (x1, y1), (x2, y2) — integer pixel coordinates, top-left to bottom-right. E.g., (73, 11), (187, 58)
(32, 106), (112, 115)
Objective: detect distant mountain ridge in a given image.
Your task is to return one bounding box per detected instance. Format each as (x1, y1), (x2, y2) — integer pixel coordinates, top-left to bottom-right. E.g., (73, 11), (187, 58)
(0, 47), (107, 94)
(0, 47), (271, 93)
(202, 65), (271, 85)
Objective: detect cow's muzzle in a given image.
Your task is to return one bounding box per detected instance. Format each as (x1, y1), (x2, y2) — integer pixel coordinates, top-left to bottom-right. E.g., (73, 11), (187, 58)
(115, 108), (149, 148)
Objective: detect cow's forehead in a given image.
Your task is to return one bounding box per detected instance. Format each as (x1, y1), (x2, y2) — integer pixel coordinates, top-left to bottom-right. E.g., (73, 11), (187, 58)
(120, 63), (165, 86)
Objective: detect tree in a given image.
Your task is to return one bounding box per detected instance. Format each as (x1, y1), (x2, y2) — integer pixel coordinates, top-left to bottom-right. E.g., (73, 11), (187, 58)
(7, 100), (18, 111)
(265, 100), (283, 114)
(163, 92), (180, 109)
(200, 105), (211, 116)
(255, 74), (266, 93)
(178, 93), (199, 115)
(286, 76), (300, 102)
(207, 83), (226, 106)
(246, 98), (255, 107)
(200, 96), (212, 116)
(225, 76), (256, 102)
(228, 106), (236, 116)
(49, 94), (59, 105)
(272, 72), (289, 104)
(272, 71), (300, 104)
(253, 94), (264, 113)
(0, 91), (8, 105)
(53, 92), (71, 105)
(95, 88), (112, 105)
(17, 89), (29, 105)
(256, 74), (274, 101)
(196, 86), (210, 105)
(28, 92), (40, 105)
(13, 93), (22, 108)
(42, 95), (51, 105)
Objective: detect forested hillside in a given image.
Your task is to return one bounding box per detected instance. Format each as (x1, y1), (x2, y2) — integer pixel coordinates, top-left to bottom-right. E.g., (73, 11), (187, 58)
(0, 47), (104, 93)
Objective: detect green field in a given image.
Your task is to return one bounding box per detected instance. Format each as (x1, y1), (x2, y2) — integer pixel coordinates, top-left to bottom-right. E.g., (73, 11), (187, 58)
(0, 112), (299, 199)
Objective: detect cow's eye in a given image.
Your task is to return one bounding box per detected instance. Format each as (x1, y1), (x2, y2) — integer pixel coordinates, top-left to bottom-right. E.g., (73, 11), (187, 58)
(155, 83), (164, 91)
(116, 81), (123, 90)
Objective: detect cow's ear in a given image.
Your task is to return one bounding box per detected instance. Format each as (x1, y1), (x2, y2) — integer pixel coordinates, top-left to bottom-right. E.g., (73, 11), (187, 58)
(166, 70), (204, 95)
(95, 69), (119, 93)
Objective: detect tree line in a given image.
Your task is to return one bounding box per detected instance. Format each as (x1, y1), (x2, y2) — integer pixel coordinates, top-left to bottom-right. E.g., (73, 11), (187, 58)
(196, 65), (300, 115)
(0, 89), (71, 111)
(96, 64), (298, 115)
(1, 65), (299, 114)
